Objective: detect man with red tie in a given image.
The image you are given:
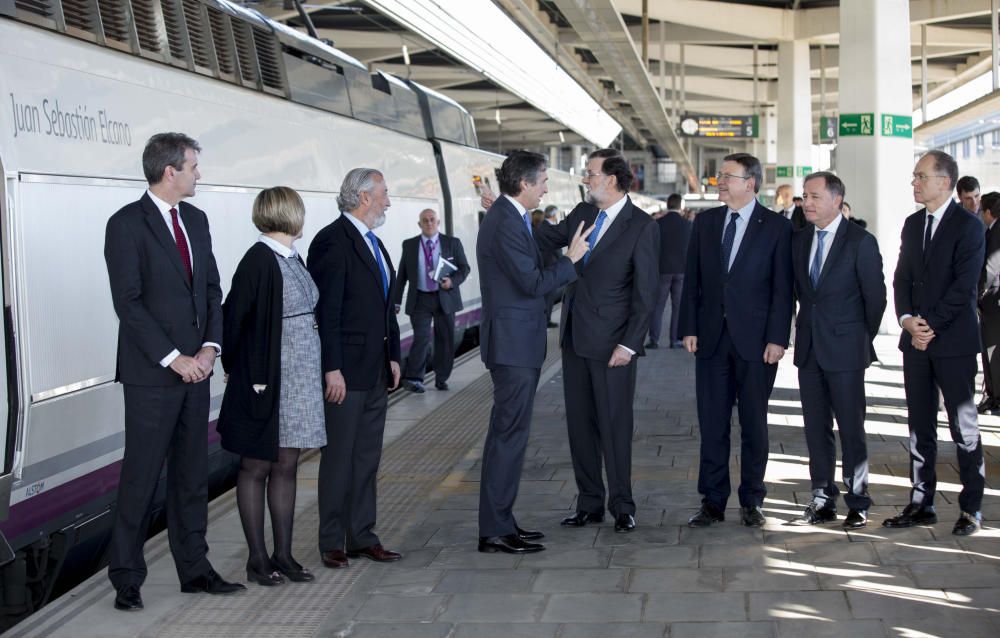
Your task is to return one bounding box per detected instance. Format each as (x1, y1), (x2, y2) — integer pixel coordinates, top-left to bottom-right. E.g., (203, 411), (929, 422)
(104, 133), (244, 612)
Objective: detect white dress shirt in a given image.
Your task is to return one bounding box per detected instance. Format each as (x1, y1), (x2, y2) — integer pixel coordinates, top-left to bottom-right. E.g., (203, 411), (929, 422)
(591, 194), (628, 246)
(808, 213), (843, 279)
(146, 190), (221, 366)
(258, 233), (297, 258)
(722, 198), (757, 271)
(343, 211), (379, 261)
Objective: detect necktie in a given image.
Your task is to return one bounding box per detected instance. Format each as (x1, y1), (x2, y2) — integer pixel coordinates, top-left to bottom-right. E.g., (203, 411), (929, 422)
(422, 238), (438, 291)
(169, 207), (192, 283)
(522, 212), (533, 237)
(721, 211), (739, 272)
(366, 231), (389, 300)
(584, 210), (608, 265)
(924, 213), (935, 254)
(810, 229), (827, 288)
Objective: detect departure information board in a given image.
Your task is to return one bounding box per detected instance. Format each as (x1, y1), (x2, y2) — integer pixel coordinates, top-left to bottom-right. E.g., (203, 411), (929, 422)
(679, 115), (758, 138)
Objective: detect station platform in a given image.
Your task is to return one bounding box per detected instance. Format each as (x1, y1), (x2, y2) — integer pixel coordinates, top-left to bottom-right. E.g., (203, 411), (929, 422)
(5, 329), (999, 638)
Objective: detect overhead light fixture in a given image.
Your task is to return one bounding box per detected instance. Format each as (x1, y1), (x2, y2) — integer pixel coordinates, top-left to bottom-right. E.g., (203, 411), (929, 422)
(402, 44), (410, 66)
(362, 0), (621, 146)
(558, 131), (566, 143)
(495, 108), (502, 125)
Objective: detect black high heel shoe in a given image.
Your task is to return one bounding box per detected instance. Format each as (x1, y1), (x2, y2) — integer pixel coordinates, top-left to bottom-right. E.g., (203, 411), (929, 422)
(271, 554), (314, 582)
(246, 559), (285, 586)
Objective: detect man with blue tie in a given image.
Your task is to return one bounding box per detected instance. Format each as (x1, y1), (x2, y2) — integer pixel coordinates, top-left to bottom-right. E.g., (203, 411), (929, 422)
(308, 168), (404, 568)
(534, 149), (659, 533)
(679, 152), (793, 528)
(476, 150), (591, 554)
(788, 172), (886, 530)
(888, 150), (985, 536)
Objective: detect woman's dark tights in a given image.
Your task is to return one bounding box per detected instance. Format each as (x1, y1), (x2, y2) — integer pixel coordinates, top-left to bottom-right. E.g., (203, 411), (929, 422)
(236, 447), (301, 569)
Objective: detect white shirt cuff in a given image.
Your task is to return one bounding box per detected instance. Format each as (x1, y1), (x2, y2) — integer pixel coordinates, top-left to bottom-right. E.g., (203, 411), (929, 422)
(898, 314), (912, 328)
(619, 344), (636, 356)
(203, 342), (221, 355)
(160, 349), (180, 368)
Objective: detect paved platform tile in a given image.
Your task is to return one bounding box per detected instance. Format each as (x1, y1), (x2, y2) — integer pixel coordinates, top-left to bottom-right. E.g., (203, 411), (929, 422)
(451, 623), (560, 638)
(353, 595), (447, 622)
(747, 591), (851, 621)
(724, 565), (820, 591)
(774, 619), (886, 638)
(644, 592), (746, 622)
(557, 622), (667, 638)
(530, 568), (628, 593)
(438, 593), (547, 623)
(539, 593), (644, 623)
(670, 620), (777, 638)
(609, 545), (698, 568)
(433, 569), (536, 593)
(627, 567), (724, 593)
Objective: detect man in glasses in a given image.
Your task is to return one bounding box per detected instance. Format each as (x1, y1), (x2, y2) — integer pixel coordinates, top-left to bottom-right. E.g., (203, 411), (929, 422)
(678, 152), (793, 528)
(889, 150), (985, 536)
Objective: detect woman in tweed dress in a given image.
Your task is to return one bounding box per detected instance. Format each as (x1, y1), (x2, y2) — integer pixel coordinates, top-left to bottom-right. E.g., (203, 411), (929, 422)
(218, 187), (326, 586)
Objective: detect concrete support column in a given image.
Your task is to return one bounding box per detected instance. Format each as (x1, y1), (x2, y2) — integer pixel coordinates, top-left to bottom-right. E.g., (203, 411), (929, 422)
(549, 146), (560, 172)
(838, 0), (913, 331)
(776, 40), (812, 195)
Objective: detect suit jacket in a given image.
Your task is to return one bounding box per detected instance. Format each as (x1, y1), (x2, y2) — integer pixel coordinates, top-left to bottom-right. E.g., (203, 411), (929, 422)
(656, 210), (692, 274)
(792, 218), (886, 371)
(979, 220), (1000, 315)
(536, 197), (660, 360)
(790, 206), (807, 231)
(392, 233), (471, 315)
(104, 192), (223, 386)
(677, 201), (793, 361)
(477, 196), (577, 369)
(307, 214), (401, 391)
(894, 200), (985, 357)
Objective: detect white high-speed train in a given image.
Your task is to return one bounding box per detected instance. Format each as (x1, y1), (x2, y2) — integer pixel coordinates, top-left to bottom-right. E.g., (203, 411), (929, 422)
(0, 0), (663, 623)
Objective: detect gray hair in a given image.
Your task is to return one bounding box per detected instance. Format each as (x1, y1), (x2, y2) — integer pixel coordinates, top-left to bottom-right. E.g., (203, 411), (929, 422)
(337, 168), (383, 212)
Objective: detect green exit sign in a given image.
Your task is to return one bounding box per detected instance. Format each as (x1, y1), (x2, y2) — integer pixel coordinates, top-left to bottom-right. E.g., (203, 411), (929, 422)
(796, 166), (813, 177)
(776, 166), (793, 178)
(881, 113), (912, 138)
(840, 113), (875, 136)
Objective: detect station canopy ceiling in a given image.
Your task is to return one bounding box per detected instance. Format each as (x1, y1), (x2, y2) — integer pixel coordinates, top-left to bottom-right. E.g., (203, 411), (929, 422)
(248, 0), (1000, 184)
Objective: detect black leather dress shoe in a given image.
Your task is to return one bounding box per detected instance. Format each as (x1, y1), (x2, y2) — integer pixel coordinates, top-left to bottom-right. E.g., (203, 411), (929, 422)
(952, 511), (981, 536)
(741, 506), (766, 527)
(976, 396), (997, 414)
(788, 502), (837, 526)
(435, 381), (449, 390)
(478, 534), (545, 554)
(645, 340), (659, 349)
(883, 503), (937, 528)
(561, 511), (604, 527)
(842, 509), (868, 529)
(516, 525), (545, 540)
(614, 513), (636, 533)
(688, 502), (725, 527)
(347, 544), (403, 562)
(114, 585), (143, 611)
(180, 568), (246, 594)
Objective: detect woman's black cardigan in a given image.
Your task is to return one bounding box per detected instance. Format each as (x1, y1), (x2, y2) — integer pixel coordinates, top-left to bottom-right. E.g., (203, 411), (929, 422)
(217, 241), (286, 461)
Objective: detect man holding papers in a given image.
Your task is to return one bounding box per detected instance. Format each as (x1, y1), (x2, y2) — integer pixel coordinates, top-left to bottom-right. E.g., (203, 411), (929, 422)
(393, 208), (471, 392)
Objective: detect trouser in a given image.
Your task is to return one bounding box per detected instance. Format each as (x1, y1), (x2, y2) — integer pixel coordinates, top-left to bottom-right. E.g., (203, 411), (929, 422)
(902, 350), (985, 514)
(108, 382), (211, 588)
(318, 366), (389, 551)
(478, 365), (541, 537)
(797, 348), (871, 510)
(648, 273), (684, 344)
(403, 291), (456, 384)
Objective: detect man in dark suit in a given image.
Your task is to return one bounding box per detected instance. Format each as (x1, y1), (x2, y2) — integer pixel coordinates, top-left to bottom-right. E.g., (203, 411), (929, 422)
(678, 152), (793, 528)
(394, 208), (471, 392)
(978, 192), (1000, 414)
(104, 133), (244, 612)
(776, 185), (807, 231)
(787, 172), (886, 530)
(888, 150), (986, 536)
(956, 175), (981, 217)
(476, 150), (590, 554)
(646, 193), (691, 349)
(535, 149), (659, 533)
(308, 168), (403, 567)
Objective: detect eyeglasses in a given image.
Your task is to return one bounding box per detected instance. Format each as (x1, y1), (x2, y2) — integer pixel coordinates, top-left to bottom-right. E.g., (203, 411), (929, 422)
(582, 171), (606, 179)
(716, 172), (750, 182)
(912, 173), (948, 182)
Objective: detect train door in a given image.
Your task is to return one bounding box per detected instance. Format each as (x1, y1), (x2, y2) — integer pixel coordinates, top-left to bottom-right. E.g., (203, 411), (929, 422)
(0, 158), (15, 565)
